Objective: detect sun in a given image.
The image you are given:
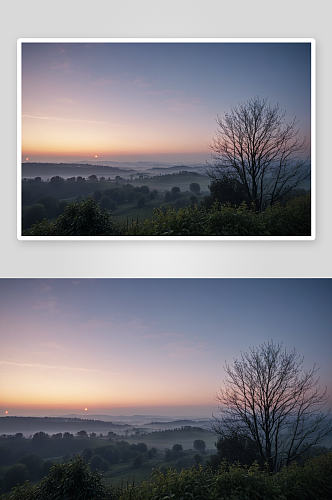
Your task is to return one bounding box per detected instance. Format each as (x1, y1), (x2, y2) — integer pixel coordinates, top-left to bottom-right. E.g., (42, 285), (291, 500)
(94, 155), (98, 158)
(85, 408), (88, 411)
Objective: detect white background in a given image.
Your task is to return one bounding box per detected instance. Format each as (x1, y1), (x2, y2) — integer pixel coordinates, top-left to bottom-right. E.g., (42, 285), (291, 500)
(1, 0), (331, 278)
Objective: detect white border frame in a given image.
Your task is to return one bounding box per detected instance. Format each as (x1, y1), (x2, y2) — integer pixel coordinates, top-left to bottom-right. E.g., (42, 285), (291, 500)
(17, 38), (316, 241)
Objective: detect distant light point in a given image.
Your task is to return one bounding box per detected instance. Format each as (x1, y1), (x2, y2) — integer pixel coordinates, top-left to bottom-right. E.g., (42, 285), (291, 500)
(5, 411), (8, 414)
(26, 158), (29, 161)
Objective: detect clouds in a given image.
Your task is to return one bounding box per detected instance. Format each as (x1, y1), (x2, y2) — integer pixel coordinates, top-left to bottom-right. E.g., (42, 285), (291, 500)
(0, 360), (118, 375)
(22, 114), (111, 125)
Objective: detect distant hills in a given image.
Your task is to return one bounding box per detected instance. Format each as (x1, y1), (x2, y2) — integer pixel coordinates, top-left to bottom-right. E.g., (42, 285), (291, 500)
(0, 415), (212, 437)
(21, 161), (207, 181)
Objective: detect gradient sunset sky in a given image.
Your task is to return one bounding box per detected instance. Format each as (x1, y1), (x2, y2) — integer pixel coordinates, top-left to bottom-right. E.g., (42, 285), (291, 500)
(0, 278), (330, 418)
(20, 40), (312, 164)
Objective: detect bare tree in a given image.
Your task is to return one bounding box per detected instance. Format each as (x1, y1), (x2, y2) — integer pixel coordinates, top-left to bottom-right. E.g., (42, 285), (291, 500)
(207, 97), (310, 211)
(212, 341), (332, 472)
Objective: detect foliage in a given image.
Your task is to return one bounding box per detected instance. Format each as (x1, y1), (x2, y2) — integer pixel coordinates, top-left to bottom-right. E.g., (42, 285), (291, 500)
(207, 431), (263, 470)
(99, 196), (111, 211)
(133, 455), (143, 468)
(203, 176), (250, 209)
(7, 455), (120, 500)
(193, 439), (206, 453)
(0, 445), (12, 465)
(22, 204), (47, 229)
(5, 452), (332, 500)
(190, 182), (201, 194)
(36, 195), (58, 218)
(18, 454), (43, 479)
(125, 202), (268, 236)
(90, 453), (103, 470)
(276, 452), (332, 500)
(120, 460), (285, 500)
(125, 194), (310, 236)
(261, 193), (311, 236)
(24, 197), (125, 236)
(93, 188), (103, 202)
(2, 463), (29, 491)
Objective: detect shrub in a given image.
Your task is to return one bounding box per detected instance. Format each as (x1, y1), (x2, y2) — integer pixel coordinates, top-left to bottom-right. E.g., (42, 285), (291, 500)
(126, 194), (311, 237)
(90, 453), (103, 470)
(262, 193), (311, 236)
(22, 204), (47, 229)
(2, 463), (29, 491)
(8, 455), (118, 500)
(276, 452), (332, 500)
(18, 454), (43, 479)
(24, 197), (125, 236)
(133, 455), (143, 468)
(99, 195), (111, 211)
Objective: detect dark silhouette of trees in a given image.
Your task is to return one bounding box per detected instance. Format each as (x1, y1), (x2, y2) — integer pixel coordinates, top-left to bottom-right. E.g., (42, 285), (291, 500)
(18, 454), (43, 479)
(90, 454), (103, 470)
(34, 456), (108, 500)
(45, 197), (123, 236)
(2, 463), (29, 491)
(77, 430), (88, 438)
(23, 204), (47, 229)
(133, 455), (143, 468)
(31, 432), (49, 448)
(99, 196), (111, 211)
(171, 186), (181, 199)
(207, 430), (262, 470)
(208, 96), (310, 211)
(204, 176), (250, 209)
(82, 447), (93, 462)
(37, 195), (58, 218)
(137, 195), (146, 208)
(0, 445), (11, 465)
(93, 189), (102, 202)
(193, 439), (206, 453)
(190, 182), (201, 194)
(212, 340), (332, 472)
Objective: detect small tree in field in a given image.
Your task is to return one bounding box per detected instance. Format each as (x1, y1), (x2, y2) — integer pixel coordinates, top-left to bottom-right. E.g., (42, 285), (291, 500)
(193, 439), (206, 453)
(208, 96), (310, 211)
(213, 341), (332, 472)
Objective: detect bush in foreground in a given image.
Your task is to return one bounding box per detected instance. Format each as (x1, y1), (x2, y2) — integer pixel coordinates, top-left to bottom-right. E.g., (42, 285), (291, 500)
(6, 452), (332, 500)
(7, 455), (120, 500)
(24, 197), (124, 236)
(126, 193), (311, 236)
(23, 193), (311, 237)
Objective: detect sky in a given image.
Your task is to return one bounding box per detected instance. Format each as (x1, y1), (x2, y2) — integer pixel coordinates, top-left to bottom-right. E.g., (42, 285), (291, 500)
(0, 278), (330, 418)
(20, 40), (312, 164)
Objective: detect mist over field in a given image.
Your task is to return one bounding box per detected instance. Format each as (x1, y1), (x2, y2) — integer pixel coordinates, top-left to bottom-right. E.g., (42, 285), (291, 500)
(21, 160), (207, 182)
